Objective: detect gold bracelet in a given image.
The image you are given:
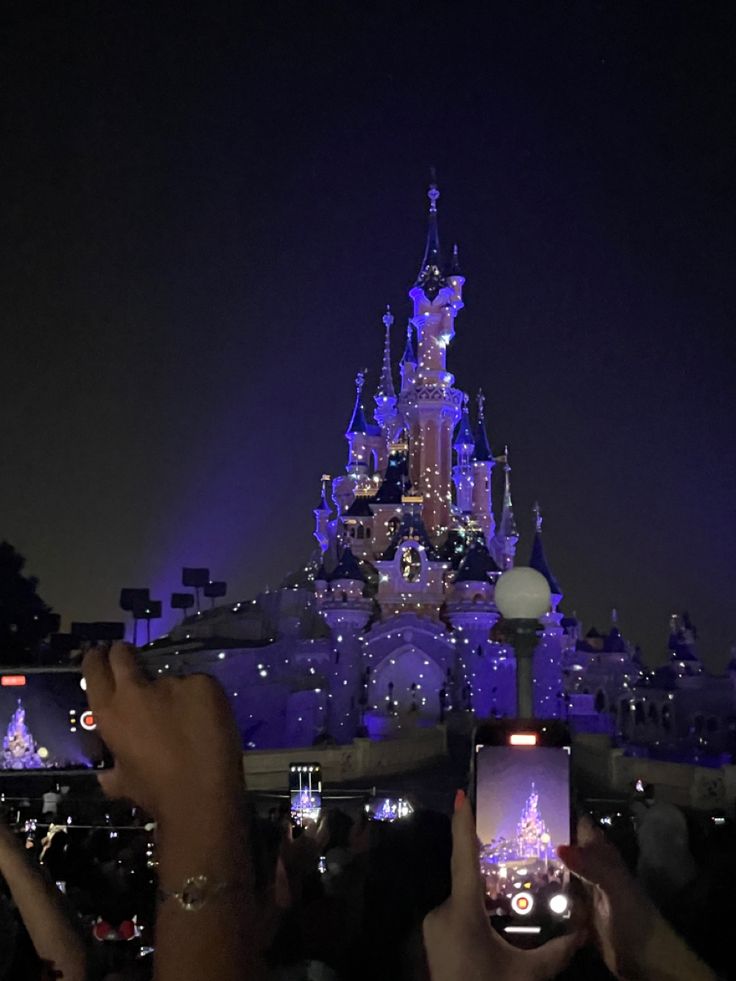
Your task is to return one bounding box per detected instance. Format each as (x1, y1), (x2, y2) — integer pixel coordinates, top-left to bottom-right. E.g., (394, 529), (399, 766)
(157, 875), (236, 912)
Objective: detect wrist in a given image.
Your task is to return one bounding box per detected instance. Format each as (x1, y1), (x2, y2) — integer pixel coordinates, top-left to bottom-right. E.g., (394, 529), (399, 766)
(156, 796), (248, 887)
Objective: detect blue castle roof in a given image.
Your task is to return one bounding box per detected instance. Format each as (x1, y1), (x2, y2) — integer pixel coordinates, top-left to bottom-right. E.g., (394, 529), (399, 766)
(329, 546), (366, 583)
(382, 508), (437, 560)
(454, 541), (500, 583)
(373, 451), (409, 504)
(414, 180), (447, 300)
(400, 323), (417, 366)
(454, 405), (475, 451)
(473, 417), (492, 462)
(529, 531), (562, 596)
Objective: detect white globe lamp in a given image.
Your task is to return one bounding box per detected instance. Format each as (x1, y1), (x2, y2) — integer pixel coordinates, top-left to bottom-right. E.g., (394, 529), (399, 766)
(495, 566), (551, 620)
(494, 567), (551, 719)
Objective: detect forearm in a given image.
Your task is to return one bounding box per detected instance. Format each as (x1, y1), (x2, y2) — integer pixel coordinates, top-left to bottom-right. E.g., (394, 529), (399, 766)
(0, 838), (86, 981)
(154, 798), (264, 981)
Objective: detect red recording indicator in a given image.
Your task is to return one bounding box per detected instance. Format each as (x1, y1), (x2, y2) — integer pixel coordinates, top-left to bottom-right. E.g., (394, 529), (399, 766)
(509, 733), (537, 746)
(1, 675), (26, 687)
(80, 711), (97, 732)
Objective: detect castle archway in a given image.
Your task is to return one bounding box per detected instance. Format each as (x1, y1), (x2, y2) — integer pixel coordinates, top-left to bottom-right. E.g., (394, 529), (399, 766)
(370, 644), (446, 719)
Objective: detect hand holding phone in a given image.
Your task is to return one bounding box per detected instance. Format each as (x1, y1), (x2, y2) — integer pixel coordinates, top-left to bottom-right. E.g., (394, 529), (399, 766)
(474, 721), (572, 946)
(423, 792), (581, 981)
(289, 764), (322, 826)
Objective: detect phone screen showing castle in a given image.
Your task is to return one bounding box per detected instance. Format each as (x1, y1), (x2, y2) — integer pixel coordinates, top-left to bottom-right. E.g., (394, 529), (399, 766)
(0, 671), (107, 773)
(289, 763), (322, 825)
(475, 745), (570, 917)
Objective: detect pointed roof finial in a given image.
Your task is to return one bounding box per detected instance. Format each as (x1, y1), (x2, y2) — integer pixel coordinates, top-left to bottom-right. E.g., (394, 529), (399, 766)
(400, 320), (417, 366)
(376, 305), (396, 399)
(533, 501), (543, 533)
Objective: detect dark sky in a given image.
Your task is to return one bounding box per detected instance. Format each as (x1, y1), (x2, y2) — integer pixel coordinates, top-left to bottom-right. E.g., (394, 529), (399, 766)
(2, 3), (735, 667)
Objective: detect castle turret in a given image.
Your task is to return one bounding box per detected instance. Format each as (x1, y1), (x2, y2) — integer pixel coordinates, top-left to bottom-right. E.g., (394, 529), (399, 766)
(320, 545), (372, 743)
(400, 177), (464, 538)
(313, 475), (332, 553)
(345, 370), (377, 495)
(471, 390), (495, 540)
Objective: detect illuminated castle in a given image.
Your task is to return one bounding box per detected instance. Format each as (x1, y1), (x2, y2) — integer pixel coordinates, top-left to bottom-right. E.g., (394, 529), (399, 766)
(149, 180), (610, 747)
(2, 699), (43, 769)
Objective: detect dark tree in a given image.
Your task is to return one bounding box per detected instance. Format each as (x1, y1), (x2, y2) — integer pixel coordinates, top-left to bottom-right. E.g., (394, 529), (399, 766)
(0, 542), (59, 665)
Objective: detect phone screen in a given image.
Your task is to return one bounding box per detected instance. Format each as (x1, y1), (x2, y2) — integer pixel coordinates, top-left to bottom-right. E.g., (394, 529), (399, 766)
(0, 670), (108, 773)
(366, 797), (413, 822)
(288, 763), (322, 825)
(475, 743), (571, 935)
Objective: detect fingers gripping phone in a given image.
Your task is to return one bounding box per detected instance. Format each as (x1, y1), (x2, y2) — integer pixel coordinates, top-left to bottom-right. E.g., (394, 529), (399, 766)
(473, 720), (572, 945)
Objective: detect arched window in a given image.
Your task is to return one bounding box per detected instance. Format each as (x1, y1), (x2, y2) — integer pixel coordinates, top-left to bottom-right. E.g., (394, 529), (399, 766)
(387, 517), (400, 538)
(634, 702), (645, 725)
(400, 547), (422, 583)
(648, 703), (659, 726)
(594, 690), (606, 713)
(661, 703), (672, 731)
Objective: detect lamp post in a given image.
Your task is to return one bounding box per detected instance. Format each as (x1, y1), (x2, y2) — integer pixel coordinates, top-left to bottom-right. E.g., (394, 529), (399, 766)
(494, 567), (551, 719)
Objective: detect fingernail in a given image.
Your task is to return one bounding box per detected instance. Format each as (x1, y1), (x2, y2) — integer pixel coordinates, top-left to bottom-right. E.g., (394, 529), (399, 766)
(454, 789), (466, 813)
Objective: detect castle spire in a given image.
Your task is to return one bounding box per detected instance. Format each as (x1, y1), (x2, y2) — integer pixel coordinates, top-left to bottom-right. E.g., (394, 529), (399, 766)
(414, 172), (446, 300)
(472, 389), (493, 461)
(453, 392), (475, 453)
(400, 320), (416, 366)
(345, 369), (369, 435)
(375, 305), (396, 399)
(528, 501), (562, 596)
(499, 445), (518, 541)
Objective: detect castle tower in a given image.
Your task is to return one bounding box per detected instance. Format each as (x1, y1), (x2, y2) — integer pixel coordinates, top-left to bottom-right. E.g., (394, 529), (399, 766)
(400, 178), (464, 539)
(452, 393), (475, 514)
(471, 390), (496, 540)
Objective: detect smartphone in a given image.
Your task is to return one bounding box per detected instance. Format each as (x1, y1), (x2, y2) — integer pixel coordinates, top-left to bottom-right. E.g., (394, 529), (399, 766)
(366, 796), (413, 822)
(473, 720), (572, 945)
(0, 668), (110, 774)
(289, 763), (322, 825)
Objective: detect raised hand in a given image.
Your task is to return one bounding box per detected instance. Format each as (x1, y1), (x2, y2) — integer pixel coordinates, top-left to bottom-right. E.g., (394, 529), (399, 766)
(558, 817), (716, 981)
(82, 641), (243, 822)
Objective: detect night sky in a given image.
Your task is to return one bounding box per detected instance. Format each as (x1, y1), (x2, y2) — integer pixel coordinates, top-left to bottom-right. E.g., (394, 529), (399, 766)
(3, 4), (735, 667)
